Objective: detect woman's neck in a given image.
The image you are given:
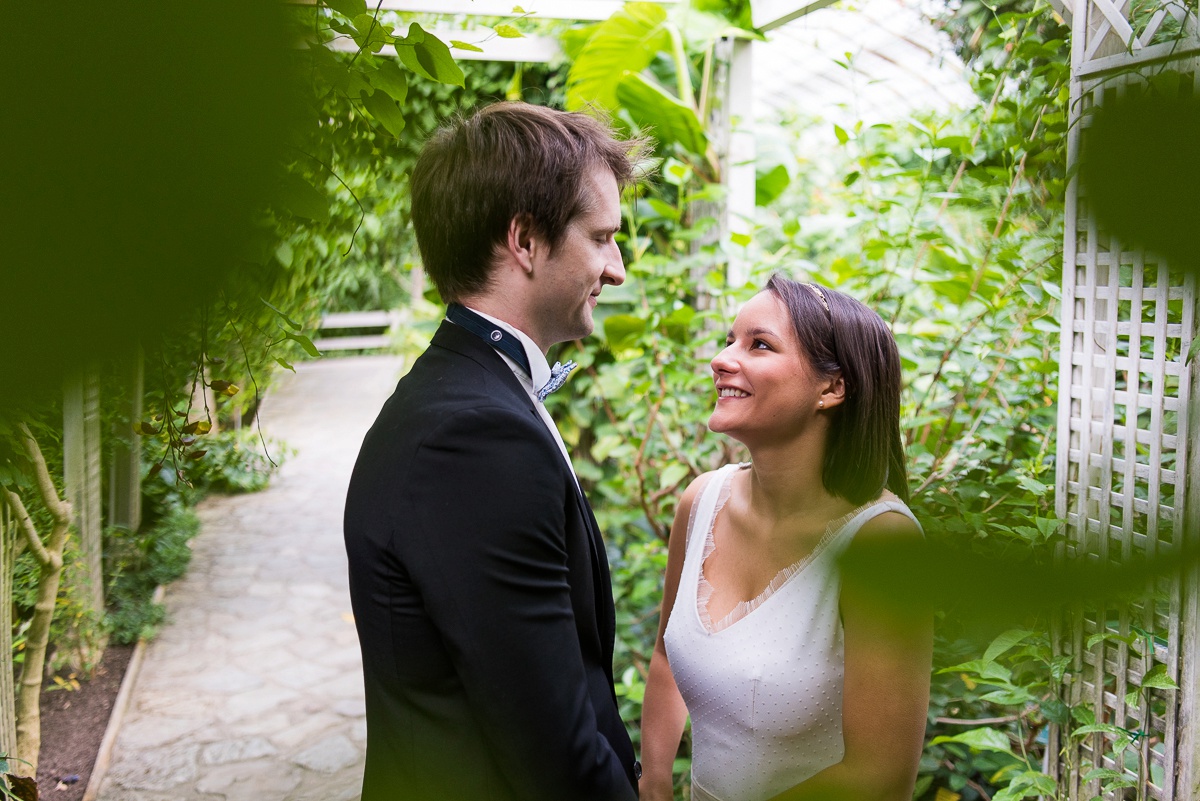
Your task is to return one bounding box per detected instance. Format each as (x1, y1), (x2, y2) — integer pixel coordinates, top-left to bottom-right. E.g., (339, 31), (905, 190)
(741, 430), (848, 525)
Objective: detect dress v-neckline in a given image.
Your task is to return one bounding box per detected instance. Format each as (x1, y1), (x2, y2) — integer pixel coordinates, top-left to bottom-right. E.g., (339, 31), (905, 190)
(694, 466), (888, 635)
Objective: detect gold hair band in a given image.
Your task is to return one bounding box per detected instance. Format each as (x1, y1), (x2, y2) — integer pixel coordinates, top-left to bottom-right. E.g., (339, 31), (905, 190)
(805, 283), (830, 314)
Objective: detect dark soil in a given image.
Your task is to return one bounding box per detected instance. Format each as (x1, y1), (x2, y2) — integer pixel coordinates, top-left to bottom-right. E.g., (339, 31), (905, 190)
(34, 644), (134, 801)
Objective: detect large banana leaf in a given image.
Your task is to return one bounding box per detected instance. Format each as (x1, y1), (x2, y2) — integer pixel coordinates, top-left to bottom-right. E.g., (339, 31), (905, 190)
(565, 2), (671, 112)
(615, 71), (707, 156)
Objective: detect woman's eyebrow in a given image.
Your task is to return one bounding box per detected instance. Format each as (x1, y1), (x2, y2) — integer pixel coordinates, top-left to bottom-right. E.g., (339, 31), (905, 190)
(727, 326), (780, 342)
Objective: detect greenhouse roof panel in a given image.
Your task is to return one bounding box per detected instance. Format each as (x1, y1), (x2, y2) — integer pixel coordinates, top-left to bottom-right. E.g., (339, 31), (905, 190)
(754, 0), (979, 127)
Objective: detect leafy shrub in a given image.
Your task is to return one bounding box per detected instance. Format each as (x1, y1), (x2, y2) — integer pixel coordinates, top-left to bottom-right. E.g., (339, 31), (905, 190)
(102, 506), (200, 645)
(186, 430), (288, 495)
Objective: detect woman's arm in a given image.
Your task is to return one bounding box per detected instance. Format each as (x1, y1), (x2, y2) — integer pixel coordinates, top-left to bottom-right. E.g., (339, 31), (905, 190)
(769, 511), (933, 801)
(639, 473), (711, 801)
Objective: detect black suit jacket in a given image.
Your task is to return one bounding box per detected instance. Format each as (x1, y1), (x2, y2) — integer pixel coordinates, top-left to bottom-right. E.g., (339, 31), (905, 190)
(344, 320), (639, 801)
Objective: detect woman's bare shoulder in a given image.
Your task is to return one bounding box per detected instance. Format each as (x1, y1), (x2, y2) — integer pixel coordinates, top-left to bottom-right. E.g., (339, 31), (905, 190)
(855, 505), (922, 544)
(673, 470), (717, 522)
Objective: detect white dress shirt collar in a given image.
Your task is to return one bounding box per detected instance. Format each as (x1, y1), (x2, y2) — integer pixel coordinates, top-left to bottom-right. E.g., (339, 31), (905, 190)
(464, 306), (551, 400)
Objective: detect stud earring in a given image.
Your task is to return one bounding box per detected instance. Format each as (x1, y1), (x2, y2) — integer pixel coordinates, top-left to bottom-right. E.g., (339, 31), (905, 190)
(818, 400), (824, 408)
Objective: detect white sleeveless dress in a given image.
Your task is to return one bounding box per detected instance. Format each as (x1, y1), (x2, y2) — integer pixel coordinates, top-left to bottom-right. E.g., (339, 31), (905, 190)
(663, 463), (921, 801)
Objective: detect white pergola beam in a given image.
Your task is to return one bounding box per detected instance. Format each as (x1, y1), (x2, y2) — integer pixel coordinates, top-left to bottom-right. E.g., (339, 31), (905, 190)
(753, 0), (840, 32)
(371, 0), (678, 21)
(726, 38), (755, 287)
(328, 28), (561, 61)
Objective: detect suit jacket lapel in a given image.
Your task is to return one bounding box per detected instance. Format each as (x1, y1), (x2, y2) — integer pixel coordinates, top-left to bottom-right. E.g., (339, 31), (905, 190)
(432, 322), (587, 495)
(578, 493), (617, 669)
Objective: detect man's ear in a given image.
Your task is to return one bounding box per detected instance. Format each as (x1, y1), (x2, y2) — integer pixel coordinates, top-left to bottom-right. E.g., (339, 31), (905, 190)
(819, 372), (846, 410)
(505, 213), (543, 276)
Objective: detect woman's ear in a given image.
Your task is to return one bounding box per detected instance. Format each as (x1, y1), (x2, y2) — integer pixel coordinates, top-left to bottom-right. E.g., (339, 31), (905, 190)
(819, 372), (846, 410)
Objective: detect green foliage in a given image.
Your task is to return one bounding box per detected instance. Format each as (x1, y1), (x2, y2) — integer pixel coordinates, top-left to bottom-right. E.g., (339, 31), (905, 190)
(554, 1), (1083, 798)
(183, 431), (288, 496)
(103, 507), (201, 645)
(566, 4), (674, 112)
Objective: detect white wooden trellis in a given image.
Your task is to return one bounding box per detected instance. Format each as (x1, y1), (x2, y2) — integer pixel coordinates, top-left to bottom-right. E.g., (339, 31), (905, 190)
(1052, 0), (1200, 797)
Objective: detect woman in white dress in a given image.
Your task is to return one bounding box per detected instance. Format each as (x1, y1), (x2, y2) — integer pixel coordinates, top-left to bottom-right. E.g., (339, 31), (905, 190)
(639, 275), (932, 801)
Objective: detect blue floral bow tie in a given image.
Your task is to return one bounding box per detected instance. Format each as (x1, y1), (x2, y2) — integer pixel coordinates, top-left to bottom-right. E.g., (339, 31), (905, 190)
(537, 360), (577, 402)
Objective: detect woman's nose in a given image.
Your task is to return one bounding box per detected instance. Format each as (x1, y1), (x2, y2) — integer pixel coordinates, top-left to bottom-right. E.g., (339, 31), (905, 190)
(710, 344), (736, 375)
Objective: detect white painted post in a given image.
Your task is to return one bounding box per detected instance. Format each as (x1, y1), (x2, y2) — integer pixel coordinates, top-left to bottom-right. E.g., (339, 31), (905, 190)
(108, 348), (143, 533)
(1177, 270), (1200, 801)
(64, 366), (105, 617)
(724, 38), (756, 290)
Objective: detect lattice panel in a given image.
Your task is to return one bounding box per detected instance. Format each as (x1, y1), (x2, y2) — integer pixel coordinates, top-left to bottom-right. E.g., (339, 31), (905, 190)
(1066, 0), (1200, 77)
(1053, 57), (1200, 801)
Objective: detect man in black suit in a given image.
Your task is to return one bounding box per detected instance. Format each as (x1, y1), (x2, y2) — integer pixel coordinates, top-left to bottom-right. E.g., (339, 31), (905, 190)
(344, 102), (646, 801)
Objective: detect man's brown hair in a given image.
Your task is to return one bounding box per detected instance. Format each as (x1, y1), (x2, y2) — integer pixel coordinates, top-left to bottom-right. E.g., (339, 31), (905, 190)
(410, 102), (646, 303)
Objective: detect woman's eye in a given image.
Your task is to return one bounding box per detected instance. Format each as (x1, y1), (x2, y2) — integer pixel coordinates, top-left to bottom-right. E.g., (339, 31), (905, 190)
(752, 339), (769, 350)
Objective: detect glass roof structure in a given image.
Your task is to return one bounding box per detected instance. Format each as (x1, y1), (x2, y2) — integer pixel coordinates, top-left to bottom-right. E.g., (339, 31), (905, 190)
(753, 0), (978, 129)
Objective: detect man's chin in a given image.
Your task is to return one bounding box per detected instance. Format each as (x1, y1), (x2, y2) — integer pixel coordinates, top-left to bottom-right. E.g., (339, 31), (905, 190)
(575, 315), (596, 340)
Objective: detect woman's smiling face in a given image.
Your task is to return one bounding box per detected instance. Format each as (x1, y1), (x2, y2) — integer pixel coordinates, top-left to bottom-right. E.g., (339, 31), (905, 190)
(708, 291), (833, 443)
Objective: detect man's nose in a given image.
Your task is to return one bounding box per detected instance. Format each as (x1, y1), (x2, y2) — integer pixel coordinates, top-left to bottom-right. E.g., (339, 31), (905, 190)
(603, 249), (625, 286)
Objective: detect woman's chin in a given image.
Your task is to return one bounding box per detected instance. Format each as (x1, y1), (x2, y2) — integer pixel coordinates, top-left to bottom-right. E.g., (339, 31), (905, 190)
(707, 413), (739, 438)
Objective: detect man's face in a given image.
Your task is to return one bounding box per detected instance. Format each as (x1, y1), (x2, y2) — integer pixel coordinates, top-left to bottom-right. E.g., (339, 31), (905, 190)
(530, 166), (625, 347)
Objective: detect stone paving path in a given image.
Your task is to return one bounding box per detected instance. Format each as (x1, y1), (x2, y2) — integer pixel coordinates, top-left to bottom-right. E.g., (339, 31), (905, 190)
(98, 354), (406, 801)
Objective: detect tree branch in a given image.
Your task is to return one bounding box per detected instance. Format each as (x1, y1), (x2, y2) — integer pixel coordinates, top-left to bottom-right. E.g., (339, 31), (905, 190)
(633, 394), (668, 542)
(17, 423), (70, 535)
(0, 487), (51, 568)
